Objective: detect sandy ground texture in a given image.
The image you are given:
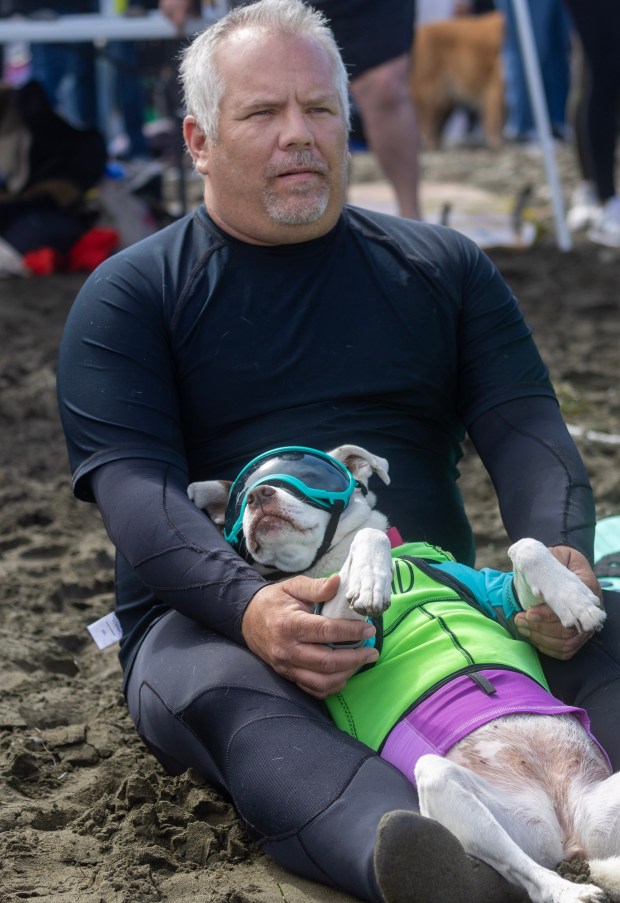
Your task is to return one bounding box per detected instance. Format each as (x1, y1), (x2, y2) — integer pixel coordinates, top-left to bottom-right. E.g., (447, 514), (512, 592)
(1, 142), (620, 903)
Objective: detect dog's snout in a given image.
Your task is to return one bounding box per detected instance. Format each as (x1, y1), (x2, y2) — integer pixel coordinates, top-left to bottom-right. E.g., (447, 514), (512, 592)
(247, 485), (276, 507)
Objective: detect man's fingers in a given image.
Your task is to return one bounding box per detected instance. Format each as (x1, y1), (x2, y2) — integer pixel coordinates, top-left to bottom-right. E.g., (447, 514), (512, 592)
(281, 645), (379, 698)
(285, 572), (341, 605)
(272, 623), (379, 673)
(240, 575), (378, 696)
(287, 609), (376, 646)
(514, 605), (591, 659)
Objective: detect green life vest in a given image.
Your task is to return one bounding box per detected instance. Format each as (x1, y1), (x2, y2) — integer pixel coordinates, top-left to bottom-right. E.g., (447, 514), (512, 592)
(325, 541), (548, 751)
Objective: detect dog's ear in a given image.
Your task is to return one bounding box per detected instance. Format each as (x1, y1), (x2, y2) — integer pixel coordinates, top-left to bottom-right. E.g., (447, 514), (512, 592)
(187, 480), (232, 529)
(327, 445), (390, 488)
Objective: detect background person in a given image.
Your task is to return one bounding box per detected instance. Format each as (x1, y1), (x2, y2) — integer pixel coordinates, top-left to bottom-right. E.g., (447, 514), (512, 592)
(57, 2), (620, 901)
(494, 0), (572, 142)
(310, 0), (421, 219)
(25, 0), (151, 161)
(562, 0), (620, 247)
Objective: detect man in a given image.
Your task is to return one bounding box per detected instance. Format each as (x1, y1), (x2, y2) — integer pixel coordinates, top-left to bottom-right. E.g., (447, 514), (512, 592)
(57, 2), (620, 901)
(167, 0), (422, 218)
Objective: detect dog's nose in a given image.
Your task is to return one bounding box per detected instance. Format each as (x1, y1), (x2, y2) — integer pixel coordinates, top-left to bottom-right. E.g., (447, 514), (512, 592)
(247, 485), (275, 506)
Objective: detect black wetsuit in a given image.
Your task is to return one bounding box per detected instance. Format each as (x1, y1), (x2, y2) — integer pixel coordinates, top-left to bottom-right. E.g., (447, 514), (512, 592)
(57, 205), (620, 902)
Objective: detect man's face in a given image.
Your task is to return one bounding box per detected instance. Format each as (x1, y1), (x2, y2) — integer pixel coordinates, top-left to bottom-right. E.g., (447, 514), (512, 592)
(185, 27), (350, 245)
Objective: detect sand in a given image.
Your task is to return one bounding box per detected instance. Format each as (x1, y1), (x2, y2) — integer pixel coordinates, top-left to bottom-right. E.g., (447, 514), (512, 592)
(1, 142), (619, 902)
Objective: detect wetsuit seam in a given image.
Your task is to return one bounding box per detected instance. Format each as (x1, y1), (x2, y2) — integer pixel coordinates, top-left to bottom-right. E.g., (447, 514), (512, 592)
(418, 604), (475, 666)
(135, 680), (204, 752)
(579, 676), (620, 709)
(252, 751), (375, 845)
(169, 221), (224, 334)
(134, 545), (249, 568)
(155, 466), (263, 588)
(177, 681), (327, 722)
(494, 407), (577, 544)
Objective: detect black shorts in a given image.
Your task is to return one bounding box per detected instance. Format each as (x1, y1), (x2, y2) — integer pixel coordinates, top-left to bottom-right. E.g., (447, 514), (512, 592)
(305, 0), (416, 77)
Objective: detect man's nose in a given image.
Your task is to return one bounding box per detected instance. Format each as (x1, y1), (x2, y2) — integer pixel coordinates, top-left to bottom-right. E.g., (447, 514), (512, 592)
(279, 108), (314, 147)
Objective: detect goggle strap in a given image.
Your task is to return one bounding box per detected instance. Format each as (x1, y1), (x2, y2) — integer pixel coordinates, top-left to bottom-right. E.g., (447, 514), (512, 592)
(225, 472), (361, 546)
(308, 498), (345, 571)
(240, 499), (346, 578)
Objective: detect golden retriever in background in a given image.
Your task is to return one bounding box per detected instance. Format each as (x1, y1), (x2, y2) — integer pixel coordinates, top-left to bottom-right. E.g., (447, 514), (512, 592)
(410, 11), (505, 150)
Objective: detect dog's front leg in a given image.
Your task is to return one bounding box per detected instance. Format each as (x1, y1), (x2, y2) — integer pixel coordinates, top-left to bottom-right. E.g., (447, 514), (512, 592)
(322, 528), (393, 621)
(508, 538), (606, 635)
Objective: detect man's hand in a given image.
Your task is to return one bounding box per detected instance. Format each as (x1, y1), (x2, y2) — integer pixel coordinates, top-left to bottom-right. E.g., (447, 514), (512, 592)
(514, 544), (603, 660)
(548, 545), (602, 599)
(241, 574), (379, 698)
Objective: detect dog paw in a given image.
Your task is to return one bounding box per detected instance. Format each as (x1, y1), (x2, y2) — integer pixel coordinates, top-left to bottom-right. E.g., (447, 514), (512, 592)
(566, 602), (607, 635)
(347, 581), (392, 616)
(508, 538), (606, 634)
(340, 528), (393, 617)
(550, 881), (608, 903)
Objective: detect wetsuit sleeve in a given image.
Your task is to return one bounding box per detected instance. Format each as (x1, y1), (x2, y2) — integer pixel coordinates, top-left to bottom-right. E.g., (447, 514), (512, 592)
(434, 560), (522, 622)
(90, 458), (266, 642)
(468, 396), (596, 561)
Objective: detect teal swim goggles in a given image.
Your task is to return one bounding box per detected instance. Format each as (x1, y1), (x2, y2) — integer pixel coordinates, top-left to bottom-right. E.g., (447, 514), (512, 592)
(224, 446), (366, 565)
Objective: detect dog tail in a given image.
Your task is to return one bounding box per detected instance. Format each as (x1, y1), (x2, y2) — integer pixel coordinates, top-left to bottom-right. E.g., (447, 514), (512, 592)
(588, 857), (620, 901)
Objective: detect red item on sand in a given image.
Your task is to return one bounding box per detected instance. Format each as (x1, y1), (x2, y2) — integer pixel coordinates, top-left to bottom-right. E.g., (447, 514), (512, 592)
(22, 228), (119, 276)
(23, 247), (62, 276)
(67, 228), (119, 272)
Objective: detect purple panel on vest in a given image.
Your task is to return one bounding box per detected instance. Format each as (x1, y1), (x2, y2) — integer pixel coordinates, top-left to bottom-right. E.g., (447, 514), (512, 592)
(381, 669), (610, 783)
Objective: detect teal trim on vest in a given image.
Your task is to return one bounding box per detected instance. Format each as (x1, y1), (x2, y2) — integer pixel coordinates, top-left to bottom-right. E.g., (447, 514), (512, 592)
(325, 542), (548, 751)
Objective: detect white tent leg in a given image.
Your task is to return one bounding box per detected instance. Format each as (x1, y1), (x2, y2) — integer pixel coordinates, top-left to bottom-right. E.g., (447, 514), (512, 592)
(511, 0), (572, 251)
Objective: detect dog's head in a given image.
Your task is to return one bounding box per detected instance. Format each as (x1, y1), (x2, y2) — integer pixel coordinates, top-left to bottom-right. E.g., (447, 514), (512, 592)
(188, 444), (390, 576)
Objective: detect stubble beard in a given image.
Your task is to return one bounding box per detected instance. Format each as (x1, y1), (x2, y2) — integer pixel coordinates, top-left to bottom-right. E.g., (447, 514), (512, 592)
(263, 152), (347, 226)
(264, 183), (329, 225)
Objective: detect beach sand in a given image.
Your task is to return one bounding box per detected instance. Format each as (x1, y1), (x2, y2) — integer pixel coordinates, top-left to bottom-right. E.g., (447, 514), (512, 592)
(1, 142), (619, 902)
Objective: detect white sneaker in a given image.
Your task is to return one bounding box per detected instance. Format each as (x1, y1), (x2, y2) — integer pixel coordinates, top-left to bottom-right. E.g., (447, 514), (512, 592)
(588, 195), (620, 247)
(566, 182), (600, 232)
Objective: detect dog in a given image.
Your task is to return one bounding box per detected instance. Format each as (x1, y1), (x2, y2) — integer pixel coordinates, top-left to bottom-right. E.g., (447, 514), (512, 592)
(410, 11), (505, 150)
(189, 444), (620, 903)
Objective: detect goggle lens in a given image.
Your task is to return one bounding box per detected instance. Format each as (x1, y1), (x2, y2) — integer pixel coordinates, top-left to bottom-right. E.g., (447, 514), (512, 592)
(224, 447), (357, 550)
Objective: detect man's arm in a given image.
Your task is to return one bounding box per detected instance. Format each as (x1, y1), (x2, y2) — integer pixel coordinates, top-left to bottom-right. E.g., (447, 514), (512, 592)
(91, 458), (378, 693)
(469, 395), (600, 659)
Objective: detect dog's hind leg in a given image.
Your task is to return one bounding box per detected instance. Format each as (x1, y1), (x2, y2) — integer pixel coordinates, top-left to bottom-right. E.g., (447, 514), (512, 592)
(588, 860), (620, 903)
(481, 75), (504, 149)
(570, 771), (620, 900)
(415, 754), (608, 903)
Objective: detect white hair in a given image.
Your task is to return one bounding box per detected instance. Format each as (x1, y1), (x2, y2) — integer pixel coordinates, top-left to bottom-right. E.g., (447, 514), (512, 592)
(179, 0), (351, 140)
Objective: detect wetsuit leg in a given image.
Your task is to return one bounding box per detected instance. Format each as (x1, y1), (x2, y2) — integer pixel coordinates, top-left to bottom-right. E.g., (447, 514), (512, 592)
(541, 588), (620, 771)
(125, 611), (528, 902)
(125, 609), (419, 902)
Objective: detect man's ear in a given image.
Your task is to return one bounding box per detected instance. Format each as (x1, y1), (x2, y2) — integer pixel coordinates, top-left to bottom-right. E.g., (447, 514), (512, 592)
(187, 479), (232, 528)
(327, 445), (390, 488)
(183, 115), (210, 175)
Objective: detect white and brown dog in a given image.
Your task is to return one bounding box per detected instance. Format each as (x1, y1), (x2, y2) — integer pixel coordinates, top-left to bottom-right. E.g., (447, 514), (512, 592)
(189, 444), (620, 903)
(410, 11), (505, 150)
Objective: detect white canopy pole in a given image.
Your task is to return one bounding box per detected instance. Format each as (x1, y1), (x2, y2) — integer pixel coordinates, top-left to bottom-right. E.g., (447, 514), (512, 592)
(510, 0), (572, 251)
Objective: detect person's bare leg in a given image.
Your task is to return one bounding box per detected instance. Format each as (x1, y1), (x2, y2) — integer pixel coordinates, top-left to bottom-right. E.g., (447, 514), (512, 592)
(350, 53), (422, 219)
